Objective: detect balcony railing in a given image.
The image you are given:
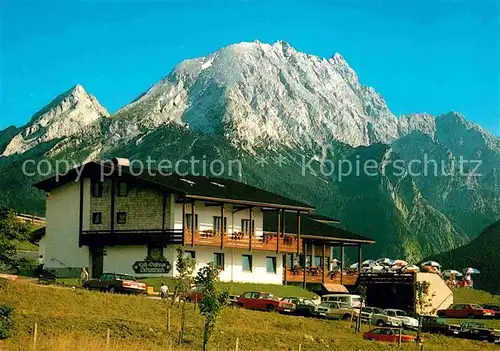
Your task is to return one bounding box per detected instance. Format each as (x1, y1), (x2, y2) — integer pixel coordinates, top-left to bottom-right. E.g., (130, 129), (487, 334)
(284, 267), (359, 286)
(184, 230), (301, 253)
(80, 229), (184, 246)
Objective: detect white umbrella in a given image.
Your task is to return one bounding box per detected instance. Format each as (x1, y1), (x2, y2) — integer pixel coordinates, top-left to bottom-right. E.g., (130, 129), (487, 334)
(372, 265), (385, 271)
(443, 269), (463, 277)
(422, 261), (441, 267)
(393, 260), (408, 266)
(350, 263), (359, 269)
(463, 268), (480, 274)
(362, 259), (377, 268)
(377, 258), (394, 265)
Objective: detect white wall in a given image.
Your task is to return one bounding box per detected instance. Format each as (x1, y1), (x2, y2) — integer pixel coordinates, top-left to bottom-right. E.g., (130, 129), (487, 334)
(184, 246), (283, 284)
(41, 180), (89, 272)
(416, 272), (454, 315)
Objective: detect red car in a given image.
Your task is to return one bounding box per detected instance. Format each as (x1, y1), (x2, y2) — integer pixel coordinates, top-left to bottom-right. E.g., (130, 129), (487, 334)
(363, 328), (419, 343)
(237, 291), (295, 313)
(437, 304), (496, 319)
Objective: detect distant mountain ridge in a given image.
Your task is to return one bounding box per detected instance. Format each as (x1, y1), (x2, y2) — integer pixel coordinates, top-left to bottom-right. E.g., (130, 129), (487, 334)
(0, 40), (498, 262)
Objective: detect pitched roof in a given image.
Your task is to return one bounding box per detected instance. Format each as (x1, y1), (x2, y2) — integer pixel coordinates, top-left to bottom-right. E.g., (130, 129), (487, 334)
(33, 161), (314, 211)
(263, 211), (375, 244)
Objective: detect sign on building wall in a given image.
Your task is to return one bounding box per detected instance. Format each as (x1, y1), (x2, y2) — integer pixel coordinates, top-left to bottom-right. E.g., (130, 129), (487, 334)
(132, 260), (172, 274)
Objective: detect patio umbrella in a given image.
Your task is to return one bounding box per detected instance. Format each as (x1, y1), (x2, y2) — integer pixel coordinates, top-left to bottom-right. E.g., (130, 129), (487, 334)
(443, 269), (463, 277)
(422, 261), (441, 268)
(405, 265), (420, 272)
(422, 265), (439, 273)
(393, 260), (408, 266)
(349, 263), (359, 269)
(372, 265), (385, 271)
(463, 268), (480, 274)
(362, 259), (377, 267)
(377, 258), (394, 265)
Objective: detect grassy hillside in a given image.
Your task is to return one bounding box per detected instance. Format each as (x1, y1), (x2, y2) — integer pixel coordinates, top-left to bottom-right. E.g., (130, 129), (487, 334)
(1, 279), (499, 351)
(429, 220), (500, 294)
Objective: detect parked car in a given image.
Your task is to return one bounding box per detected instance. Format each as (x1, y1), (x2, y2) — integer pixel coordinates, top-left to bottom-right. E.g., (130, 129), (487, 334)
(420, 316), (457, 335)
(361, 306), (384, 323)
(384, 309), (419, 330)
(82, 273), (147, 294)
(237, 291), (294, 313)
(321, 294), (363, 308)
(456, 322), (500, 343)
(482, 304), (500, 319)
(319, 301), (359, 320)
(363, 328), (419, 343)
(437, 304), (496, 319)
(281, 297), (324, 317)
(185, 285), (204, 302)
(370, 310), (404, 327)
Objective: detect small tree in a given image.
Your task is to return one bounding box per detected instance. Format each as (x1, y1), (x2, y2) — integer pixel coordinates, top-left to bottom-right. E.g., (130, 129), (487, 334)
(173, 247), (196, 345)
(414, 281), (432, 346)
(195, 262), (229, 351)
(356, 285), (367, 332)
(0, 208), (30, 267)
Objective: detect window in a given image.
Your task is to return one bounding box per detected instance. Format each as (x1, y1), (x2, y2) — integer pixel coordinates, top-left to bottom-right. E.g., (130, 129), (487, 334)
(148, 245), (163, 260)
(213, 253), (224, 270)
(213, 216), (227, 233)
(116, 212), (127, 224)
(184, 250), (195, 259)
(314, 256), (322, 267)
(242, 255), (253, 272)
(243, 292), (253, 298)
(117, 182), (128, 196)
(186, 214), (199, 230)
(92, 212), (102, 224)
(241, 219), (255, 234)
(266, 256), (277, 273)
(99, 273), (113, 281)
(91, 181), (103, 197)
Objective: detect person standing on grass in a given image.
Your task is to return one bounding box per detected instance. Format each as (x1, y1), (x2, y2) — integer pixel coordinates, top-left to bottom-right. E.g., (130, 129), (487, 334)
(37, 255), (45, 275)
(160, 282), (169, 299)
(80, 267), (89, 286)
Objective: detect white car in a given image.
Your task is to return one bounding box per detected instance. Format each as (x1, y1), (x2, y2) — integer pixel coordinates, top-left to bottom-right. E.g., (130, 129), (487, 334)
(384, 309), (419, 330)
(370, 310), (404, 327)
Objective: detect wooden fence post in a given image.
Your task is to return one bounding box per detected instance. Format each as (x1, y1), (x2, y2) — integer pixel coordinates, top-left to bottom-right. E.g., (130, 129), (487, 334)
(167, 308), (171, 332)
(235, 337), (239, 351)
(298, 343), (302, 351)
(398, 328), (402, 348)
(32, 323), (38, 351)
(105, 328), (111, 351)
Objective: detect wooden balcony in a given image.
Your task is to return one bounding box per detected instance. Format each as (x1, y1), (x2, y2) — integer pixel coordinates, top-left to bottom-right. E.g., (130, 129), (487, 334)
(184, 230), (301, 253)
(284, 268), (359, 286)
(80, 229), (184, 246)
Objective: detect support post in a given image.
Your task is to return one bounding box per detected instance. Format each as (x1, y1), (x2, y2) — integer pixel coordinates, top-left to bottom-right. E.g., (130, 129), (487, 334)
(220, 204), (225, 249)
(296, 211), (301, 254)
(182, 201), (187, 246)
(191, 200), (196, 246)
(340, 243), (345, 285)
(322, 244), (326, 283)
(110, 178), (115, 234)
(248, 207), (253, 252)
(79, 179), (84, 236)
(276, 210), (281, 253)
(162, 192), (167, 233)
(358, 244), (362, 275)
(283, 253), (288, 285)
(302, 240), (307, 289)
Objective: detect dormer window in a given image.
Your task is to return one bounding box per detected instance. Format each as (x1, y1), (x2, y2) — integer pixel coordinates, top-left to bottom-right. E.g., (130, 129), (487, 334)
(91, 181), (103, 197)
(117, 182), (128, 196)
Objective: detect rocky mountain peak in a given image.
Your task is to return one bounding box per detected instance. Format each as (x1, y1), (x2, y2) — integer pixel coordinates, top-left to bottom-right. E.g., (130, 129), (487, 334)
(113, 40), (400, 151)
(1, 84), (109, 157)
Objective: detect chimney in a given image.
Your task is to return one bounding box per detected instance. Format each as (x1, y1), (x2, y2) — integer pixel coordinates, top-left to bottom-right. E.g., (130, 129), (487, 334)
(112, 157), (130, 167)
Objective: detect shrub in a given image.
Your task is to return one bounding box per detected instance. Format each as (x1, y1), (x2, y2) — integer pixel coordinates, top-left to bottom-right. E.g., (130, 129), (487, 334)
(0, 305), (14, 339)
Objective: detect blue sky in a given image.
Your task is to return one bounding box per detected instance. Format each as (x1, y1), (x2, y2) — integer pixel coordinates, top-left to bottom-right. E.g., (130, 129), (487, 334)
(1, 0), (499, 135)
